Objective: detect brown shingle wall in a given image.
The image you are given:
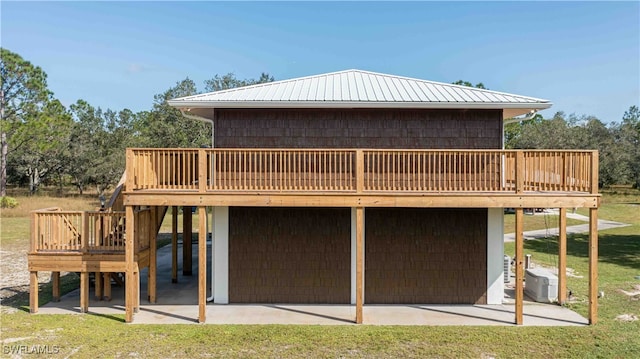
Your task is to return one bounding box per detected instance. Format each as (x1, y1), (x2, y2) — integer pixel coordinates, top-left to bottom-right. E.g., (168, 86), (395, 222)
(229, 207), (351, 303)
(215, 109), (502, 149)
(365, 208), (487, 304)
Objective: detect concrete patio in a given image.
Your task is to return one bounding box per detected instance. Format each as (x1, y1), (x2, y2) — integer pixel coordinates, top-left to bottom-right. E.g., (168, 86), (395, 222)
(37, 239), (588, 326)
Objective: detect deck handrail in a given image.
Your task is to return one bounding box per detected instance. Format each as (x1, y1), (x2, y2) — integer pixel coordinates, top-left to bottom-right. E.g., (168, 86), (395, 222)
(31, 210), (127, 254)
(126, 148), (598, 195)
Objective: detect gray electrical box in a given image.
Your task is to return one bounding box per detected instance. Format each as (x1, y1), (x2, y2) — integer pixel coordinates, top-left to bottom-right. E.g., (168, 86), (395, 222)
(524, 268), (558, 303)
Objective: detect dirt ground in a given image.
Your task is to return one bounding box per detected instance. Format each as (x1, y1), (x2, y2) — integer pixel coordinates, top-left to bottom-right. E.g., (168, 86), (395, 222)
(0, 242), (55, 311)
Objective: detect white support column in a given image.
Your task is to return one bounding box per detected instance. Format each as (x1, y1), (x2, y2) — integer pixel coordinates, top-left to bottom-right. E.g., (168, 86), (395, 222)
(213, 206), (229, 304)
(351, 207), (365, 305)
(487, 208), (504, 304)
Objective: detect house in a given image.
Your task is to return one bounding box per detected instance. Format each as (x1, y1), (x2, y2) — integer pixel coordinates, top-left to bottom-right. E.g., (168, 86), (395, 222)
(28, 69), (600, 325)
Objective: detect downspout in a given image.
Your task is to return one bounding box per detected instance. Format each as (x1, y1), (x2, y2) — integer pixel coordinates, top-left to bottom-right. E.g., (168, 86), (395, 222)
(179, 109), (217, 303)
(503, 109), (538, 148)
(179, 109), (215, 148)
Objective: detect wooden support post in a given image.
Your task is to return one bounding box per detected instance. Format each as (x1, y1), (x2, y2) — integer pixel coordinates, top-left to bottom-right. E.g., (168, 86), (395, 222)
(558, 208), (567, 304)
(172, 206), (178, 283)
(51, 271), (60, 302)
(590, 152), (599, 194)
(126, 149), (134, 191)
(80, 272), (89, 313)
(589, 208), (598, 324)
(183, 207), (193, 276)
(134, 264), (140, 313)
(515, 208), (524, 325)
(30, 212), (36, 254)
(198, 149), (207, 193)
(148, 206), (157, 303)
(515, 151), (525, 193)
(82, 212), (89, 253)
(125, 205), (135, 323)
(103, 272), (112, 301)
(95, 271), (103, 300)
(198, 206), (207, 323)
(355, 207), (364, 324)
(29, 271), (38, 313)
(356, 150), (364, 193)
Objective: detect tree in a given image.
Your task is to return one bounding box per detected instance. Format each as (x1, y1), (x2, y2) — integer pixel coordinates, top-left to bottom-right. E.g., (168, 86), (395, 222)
(620, 105), (640, 187)
(504, 114), (544, 149)
(138, 73), (275, 148)
(452, 80), (486, 89)
(136, 78), (211, 148)
(68, 100), (104, 194)
(0, 48), (52, 195)
(10, 99), (72, 193)
(204, 72), (274, 92)
(68, 101), (136, 195)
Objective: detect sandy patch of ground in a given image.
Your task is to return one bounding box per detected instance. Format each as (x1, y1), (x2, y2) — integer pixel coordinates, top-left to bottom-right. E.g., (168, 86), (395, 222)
(618, 284), (640, 300)
(615, 314), (638, 322)
(0, 245), (53, 306)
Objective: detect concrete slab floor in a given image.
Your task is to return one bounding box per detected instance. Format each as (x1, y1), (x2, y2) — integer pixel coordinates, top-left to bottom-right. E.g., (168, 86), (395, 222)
(38, 240), (588, 326)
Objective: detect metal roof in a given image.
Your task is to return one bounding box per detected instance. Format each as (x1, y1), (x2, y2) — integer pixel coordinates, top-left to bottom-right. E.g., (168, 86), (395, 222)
(168, 69), (551, 118)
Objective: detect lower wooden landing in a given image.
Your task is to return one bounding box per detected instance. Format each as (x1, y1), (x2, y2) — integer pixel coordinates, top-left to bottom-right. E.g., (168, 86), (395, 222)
(28, 249), (150, 272)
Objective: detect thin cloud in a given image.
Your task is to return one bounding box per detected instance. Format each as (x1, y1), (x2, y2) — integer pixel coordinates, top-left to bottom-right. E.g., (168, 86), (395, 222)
(127, 63), (145, 74)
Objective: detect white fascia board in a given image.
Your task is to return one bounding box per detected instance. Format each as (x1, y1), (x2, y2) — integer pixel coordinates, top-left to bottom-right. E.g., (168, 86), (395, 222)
(167, 100), (552, 111)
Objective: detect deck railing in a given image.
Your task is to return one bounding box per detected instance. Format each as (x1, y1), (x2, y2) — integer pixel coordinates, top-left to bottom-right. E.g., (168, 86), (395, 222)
(126, 148), (598, 194)
(30, 206), (165, 254)
(31, 209), (126, 253)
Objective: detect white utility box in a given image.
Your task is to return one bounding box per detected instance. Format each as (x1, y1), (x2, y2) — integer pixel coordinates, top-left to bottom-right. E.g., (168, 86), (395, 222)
(524, 268), (558, 303)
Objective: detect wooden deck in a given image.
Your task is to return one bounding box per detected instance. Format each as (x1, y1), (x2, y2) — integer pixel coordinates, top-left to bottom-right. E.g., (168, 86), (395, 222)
(125, 148), (599, 208)
(28, 148), (600, 325)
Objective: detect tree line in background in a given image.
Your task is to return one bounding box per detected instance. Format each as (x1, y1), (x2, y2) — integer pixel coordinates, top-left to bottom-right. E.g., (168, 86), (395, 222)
(1, 48), (639, 197)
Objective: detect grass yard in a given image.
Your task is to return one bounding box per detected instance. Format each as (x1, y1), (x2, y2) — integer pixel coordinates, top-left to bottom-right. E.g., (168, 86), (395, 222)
(503, 211), (585, 233)
(1, 189), (639, 358)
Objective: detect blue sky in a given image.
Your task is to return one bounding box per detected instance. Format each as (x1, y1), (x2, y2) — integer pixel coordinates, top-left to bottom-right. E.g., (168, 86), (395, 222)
(2, 1), (639, 123)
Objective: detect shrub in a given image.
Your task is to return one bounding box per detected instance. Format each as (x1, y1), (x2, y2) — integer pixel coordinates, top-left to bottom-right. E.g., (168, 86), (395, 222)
(0, 196), (19, 208)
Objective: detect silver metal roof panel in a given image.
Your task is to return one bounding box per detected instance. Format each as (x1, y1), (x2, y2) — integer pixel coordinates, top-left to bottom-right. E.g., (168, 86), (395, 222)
(168, 69), (551, 118)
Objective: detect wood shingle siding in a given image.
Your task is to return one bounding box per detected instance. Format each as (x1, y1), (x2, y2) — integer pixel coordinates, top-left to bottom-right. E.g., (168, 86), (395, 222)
(229, 207), (351, 303)
(215, 109), (502, 149)
(365, 208), (488, 304)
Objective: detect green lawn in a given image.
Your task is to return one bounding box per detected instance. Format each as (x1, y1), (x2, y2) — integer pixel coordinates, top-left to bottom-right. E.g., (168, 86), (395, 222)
(1, 192), (639, 358)
(0, 217), (30, 246)
(503, 212), (585, 233)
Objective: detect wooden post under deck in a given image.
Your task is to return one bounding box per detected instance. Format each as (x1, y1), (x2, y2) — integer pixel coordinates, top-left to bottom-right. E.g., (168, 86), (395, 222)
(95, 271), (103, 300)
(171, 206), (178, 283)
(29, 271), (38, 313)
(515, 208), (524, 325)
(125, 205), (135, 323)
(589, 208), (598, 324)
(198, 206), (207, 323)
(558, 208), (567, 304)
(51, 271), (60, 302)
(355, 207), (364, 324)
(103, 272), (111, 301)
(588, 152), (599, 324)
(134, 264), (140, 313)
(80, 272), (89, 313)
(183, 207), (193, 276)
(148, 207), (157, 303)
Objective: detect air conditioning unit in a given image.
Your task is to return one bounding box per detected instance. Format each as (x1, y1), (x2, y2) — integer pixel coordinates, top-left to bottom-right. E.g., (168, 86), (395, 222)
(503, 255), (511, 283)
(524, 268), (558, 303)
